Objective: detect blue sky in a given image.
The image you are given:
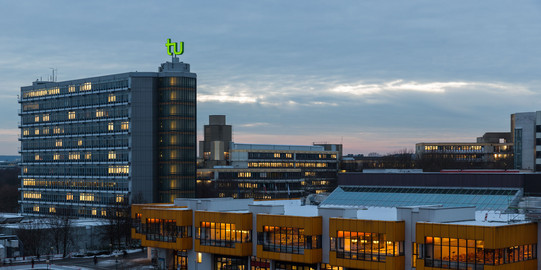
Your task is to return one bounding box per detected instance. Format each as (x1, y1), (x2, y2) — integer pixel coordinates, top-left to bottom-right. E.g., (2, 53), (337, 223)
(1, 1), (541, 155)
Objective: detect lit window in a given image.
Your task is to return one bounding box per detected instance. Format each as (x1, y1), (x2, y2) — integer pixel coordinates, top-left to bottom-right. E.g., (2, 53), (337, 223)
(108, 122), (114, 131)
(53, 153), (60, 160)
(53, 126), (62, 134)
(68, 85), (75, 92)
(23, 129), (29, 136)
(34, 115), (40, 122)
(121, 121), (129, 130)
(33, 205), (39, 212)
(170, 91), (177, 100)
(66, 193), (73, 200)
(42, 128), (49, 135)
(108, 94), (116, 102)
(274, 153), (281, 158)
(285, 153), (292, 158)
(34, 154), (40, 161)
(170, 121), (177, 129)
(68, 152), (80, 160)
(78, 139), (83, 146)
(80, 82), (92, 91)
(23, 167), (28, 173)
(101, 210), (107, 216)
(108, 151), (116, 160)
(85, 152), (92, 160)
(116, 195), (124, 203)
(91, 209), (97, 216)
(80, 193), (95, 201)
(49, 207), (56, 213)
(42, 114), (49, 122)
(96, 109), (105, 118)
(68, 111), (76, 120)
(34, 128), (39, 135)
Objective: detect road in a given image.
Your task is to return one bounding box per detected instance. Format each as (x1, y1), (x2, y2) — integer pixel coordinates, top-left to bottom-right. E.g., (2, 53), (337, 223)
(0, 250), (152, 270)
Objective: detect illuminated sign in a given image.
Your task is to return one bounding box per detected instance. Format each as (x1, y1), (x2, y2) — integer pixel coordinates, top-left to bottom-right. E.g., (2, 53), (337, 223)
(166, 39), (184, 56)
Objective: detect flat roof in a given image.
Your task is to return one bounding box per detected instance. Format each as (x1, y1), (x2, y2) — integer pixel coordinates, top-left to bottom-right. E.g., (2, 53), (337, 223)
(321, 186), (522, 211)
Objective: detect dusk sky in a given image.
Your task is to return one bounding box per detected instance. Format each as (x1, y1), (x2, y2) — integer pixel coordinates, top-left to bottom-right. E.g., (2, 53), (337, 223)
(1, 1), (541, 155)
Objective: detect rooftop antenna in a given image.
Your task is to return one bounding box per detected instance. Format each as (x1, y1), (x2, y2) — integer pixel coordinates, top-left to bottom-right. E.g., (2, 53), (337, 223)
(49, 68), (57, 82)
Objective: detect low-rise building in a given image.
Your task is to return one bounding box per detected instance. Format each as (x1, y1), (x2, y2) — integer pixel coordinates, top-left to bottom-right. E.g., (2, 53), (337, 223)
(132, 186), (539, 270)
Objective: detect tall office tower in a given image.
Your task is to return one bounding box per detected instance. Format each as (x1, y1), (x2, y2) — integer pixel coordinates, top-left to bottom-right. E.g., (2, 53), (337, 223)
(511, 111), (541, 171)
(19, 58), (196, 217)
(198, 115), (232, 168)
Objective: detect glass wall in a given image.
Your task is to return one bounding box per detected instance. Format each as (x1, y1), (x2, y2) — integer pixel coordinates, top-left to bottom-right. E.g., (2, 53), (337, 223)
(215, 256), (247, 270)
(423, 236), (537, 269)
(250, 257), (270, 270)
(157, 76), (197, 201)
(330, 231), (404, 262)
(143, 218), (192, 242)
(258, 226), (321, 254)
(196, 222), (251, 247)
(275, 261), (317, 270)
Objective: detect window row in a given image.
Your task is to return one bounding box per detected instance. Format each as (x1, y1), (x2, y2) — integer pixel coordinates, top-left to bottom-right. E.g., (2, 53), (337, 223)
(331, 231), (404, 262)
(159, 104), (196, 117)
(159, 119), (196, 132)
(21, 80), (128, 100)
(21, 191), (127, 205)
(423, 236), (537, 268)
(21, 165), (130, 176)
(142, 218), (192, 242)
(23, 150), (129, 163)
(22, 106), (128, 124)
(218, 172), (302, 180)
(23, 136), (129, 150)
(196, 222), (251, 248)
(258, 226), (322, 254)
(21, 122), (130, 138)
(22, 178), (128, 191)
(247, 162), (336, 169)
(21, 92), (128, 112)
(423, 145), (485, 152)
(159, 134), (196, 147)
(158, 77), (196, 88)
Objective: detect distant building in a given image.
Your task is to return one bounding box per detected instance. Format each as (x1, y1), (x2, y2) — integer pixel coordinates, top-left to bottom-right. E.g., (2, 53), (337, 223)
(19, 57), (197, 217)
(511, 111), (541, 171)
(415, 132), (513, 168)
(197, 116), (339, 199)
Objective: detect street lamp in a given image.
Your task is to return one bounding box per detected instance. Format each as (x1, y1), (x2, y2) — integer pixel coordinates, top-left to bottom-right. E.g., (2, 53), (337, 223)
(46, 259), (50, 269)
(115, 254), (118, 270)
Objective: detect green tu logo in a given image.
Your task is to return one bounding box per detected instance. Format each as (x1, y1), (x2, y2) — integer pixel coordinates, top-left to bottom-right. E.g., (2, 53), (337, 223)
(166, 39), (184, 56)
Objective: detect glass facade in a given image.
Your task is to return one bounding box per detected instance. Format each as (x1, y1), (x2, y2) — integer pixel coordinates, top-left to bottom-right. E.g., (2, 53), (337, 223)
(19, 79), (130, 217)
(142, 218), (192, 242)
(423, 236), (537, 269)
(331, 231), (404, 262)
(322, 186), (521, 211)
(215, 256), (248, 270)
(196, 222), (251, 247)
(157, 76), (197, 202)
(258, 226), (321, 254)
(275, 261), (317, 270)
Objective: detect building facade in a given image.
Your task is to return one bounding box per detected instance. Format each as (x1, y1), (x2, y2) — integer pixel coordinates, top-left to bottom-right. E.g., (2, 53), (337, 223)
(19, 58), (196, 217)
(132, 186), (540, 270)
(511, 111), (541, 171)
(197, 115), (340, 199)
(415, 132), (513, 168)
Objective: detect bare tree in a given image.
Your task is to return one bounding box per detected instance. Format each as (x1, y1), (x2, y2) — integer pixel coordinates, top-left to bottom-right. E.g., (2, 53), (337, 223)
(48, 216), (72, 257)
(15, 219), (46, 256)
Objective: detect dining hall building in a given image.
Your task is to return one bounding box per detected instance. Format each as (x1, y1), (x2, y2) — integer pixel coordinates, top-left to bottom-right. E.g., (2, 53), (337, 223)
(132, 185), (540, 270)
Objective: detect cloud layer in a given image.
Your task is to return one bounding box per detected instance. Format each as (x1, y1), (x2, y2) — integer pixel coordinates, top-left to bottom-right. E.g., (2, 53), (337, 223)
(2, 1), (541, 154)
